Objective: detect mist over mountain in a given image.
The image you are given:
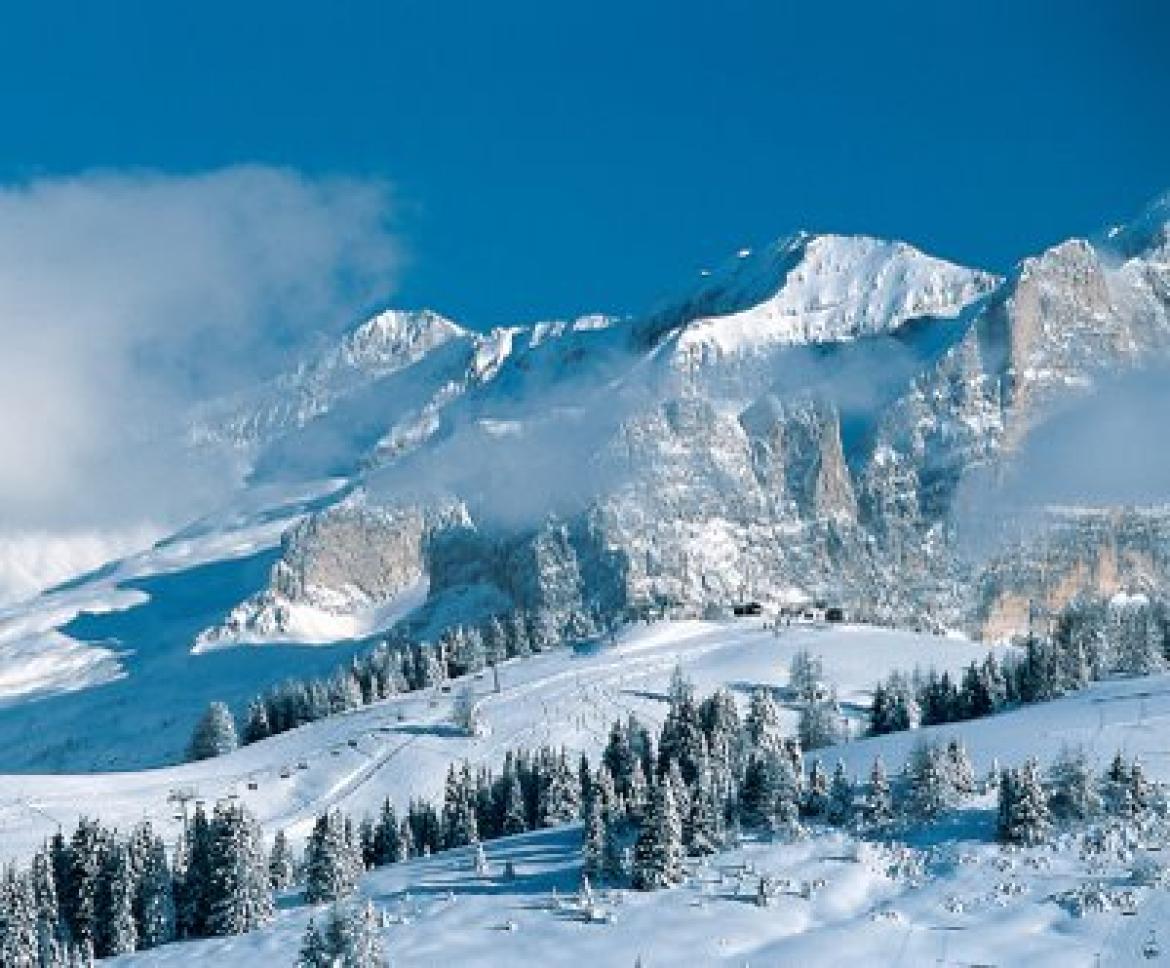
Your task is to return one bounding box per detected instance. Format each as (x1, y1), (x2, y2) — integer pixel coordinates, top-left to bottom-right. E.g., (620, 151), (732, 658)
(156, 192), (1167, 652)
(2, 190), (1168, 716)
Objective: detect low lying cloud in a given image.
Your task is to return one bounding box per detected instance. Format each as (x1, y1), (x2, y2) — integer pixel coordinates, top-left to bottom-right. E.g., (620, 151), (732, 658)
(953, 365), (1170, 559)
(0, 166), (402, 600)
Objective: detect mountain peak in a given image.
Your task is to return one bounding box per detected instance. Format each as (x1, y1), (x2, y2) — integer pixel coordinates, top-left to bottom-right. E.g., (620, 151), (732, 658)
(642, 232), (998, 357)
(339, 308), (466, 372)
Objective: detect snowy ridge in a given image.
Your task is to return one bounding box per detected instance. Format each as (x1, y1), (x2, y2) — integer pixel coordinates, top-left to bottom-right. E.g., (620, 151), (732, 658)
(193, 309), (469, 452)
(643, 233), (998, 357)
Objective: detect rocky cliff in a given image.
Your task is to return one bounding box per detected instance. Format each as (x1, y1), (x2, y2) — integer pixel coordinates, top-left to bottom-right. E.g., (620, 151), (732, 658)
(192, 199), (1170, 647)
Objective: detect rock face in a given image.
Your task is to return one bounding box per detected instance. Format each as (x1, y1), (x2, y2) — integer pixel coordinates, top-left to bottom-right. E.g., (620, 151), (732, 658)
(196, 503), (439, 646)
(194, 199), (1170, 646)
(974, 509), (1170, 642)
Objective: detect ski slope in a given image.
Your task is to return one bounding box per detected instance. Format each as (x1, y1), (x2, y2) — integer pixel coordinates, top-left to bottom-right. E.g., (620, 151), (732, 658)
(102, 659), (1170, 968)
(8, 620), (1170, 965)
(0, 620), (990, 862)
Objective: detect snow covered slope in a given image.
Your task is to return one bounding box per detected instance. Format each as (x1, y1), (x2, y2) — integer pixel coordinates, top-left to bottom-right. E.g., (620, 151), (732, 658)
(0, 620), (989, 859)
(3, 196), (1169, 778)
(99, 815), (1164, 967)
(21, 618), (1170, 968)
(650, 233), (997, 356)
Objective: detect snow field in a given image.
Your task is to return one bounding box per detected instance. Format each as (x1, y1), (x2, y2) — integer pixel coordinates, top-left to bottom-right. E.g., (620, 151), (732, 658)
(0, 620), (989, 861)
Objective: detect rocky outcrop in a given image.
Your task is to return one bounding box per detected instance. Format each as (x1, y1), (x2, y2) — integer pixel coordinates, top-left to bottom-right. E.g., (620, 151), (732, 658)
(194, 199), (1170, 647)
(973, 508), (1170, 642)
(196, 502), (451, 646)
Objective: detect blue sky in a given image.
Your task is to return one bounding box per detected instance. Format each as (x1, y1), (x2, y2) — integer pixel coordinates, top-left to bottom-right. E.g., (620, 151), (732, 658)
(1, 0), (1166, 330)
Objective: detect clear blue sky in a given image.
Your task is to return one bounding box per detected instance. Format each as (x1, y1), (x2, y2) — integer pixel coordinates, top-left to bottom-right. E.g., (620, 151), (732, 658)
(1, 0), (1166, 329)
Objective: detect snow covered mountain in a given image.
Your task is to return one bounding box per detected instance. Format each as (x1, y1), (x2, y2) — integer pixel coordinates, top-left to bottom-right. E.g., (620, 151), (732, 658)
(186, 232), (1002, 635)
(2, 197), (1169, 771)
(4, 195), (1170, 968)
(636, 232), (997, 355)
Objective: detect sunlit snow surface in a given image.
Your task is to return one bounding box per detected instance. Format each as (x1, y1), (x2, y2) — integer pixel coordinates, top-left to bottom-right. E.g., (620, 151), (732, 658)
(5, 619), (1170, 964)
(0, 620), (988, 858)
(0, 618), (1142, 966)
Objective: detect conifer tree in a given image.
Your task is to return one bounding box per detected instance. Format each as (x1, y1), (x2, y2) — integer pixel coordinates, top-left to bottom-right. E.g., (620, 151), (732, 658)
(1113, 596), (1165, 677)
(397, 820), (414, 863)
(980, 653), (1008, 711)
(309, 901), (387, 967)
(305, 811), (360, 904)
(803, 760), (829, 818)
(1, 870), (40, 968)
(665, 759), (690, 830)
(29, 848), (63, 965)
(48, 830), (72, 933)
(603, 720), (636, 802)
(187, 702), (239, 761)
(944, 739), (976, 798)
(582, 795), (607, 881)
(626, 759), (649, 824)
(593, 764), (620, 819)
(867, 682), (897, 736)
(958, 660), (991, 719)
(772, 757), (803, 839)
(1123, 758), (1152, 819)
(441, 765), (479, 848)
(1047, 747), (1101, 822)
(136, 836), (175, 949)
(500, 772), (528, 836)
(997, 759), (1051, 846)
(63, 818), (104, 951)
(540, 752), (580, 826)
(744, 688), (784, 755)
(174, 806), (215, 939)
(506, 611), (531, 658)
(687, 758), (723, 856)
(242, 699), (271, 745)
(1103, 751), (1134, 816)
(297, 916), (331, 968)
(699, 687), (742, 780)
(334, 900), (387, 967)
(578, 752), (593, 820)
(798, 695), (843, 750)
(602, 809), (626, 883)
(205, 801), (273, 936)
(739, 753), (778, 830)
(632, 780), (683, 890)
(826, 761), (855, 827)
(95, 842), (137, 957)
(269, 829), (297, 891)
(370, 802), (400, 868)
(904, 742), (951, 821)
(861, 756), (893, 829)
(658, 668), (704, 785)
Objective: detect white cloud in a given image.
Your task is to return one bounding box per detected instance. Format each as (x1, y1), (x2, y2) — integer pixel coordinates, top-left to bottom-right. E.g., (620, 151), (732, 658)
(0, 166), (402, 599)
(953, 365), (1170, 559)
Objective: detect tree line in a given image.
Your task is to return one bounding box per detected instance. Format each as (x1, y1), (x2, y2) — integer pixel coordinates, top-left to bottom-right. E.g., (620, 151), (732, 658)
(869, 593), (1170, 738)
(188, 612), (578, 762)
(0, 799), (270, 966)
